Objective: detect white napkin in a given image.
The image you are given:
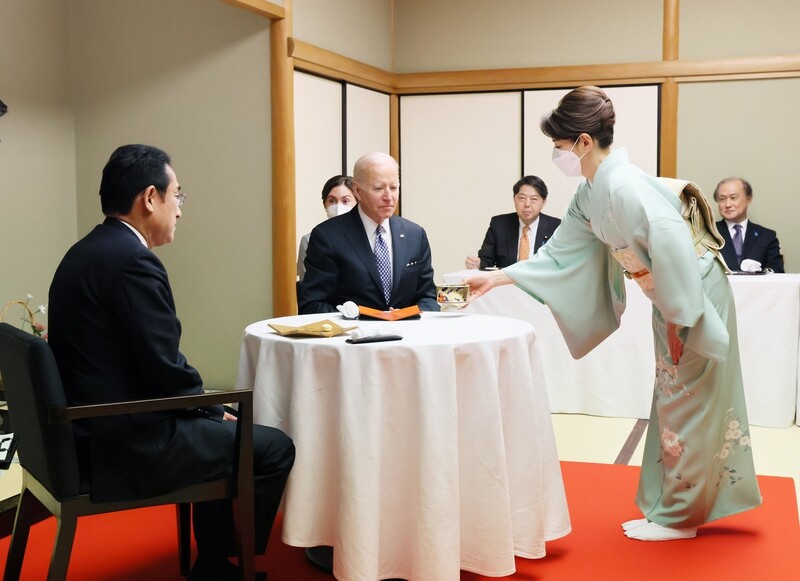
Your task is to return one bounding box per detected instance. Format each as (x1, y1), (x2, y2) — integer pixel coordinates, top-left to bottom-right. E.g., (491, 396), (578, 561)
(349, 324), (396, 341)
(739, 259), (762, 273)
(336, 301), (360, 319)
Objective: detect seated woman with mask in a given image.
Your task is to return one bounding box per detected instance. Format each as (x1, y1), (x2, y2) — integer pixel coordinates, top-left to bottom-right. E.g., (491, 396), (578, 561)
(297, 175), (356, 281)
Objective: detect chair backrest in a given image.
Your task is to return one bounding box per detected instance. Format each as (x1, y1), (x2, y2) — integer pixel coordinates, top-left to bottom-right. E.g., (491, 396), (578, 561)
(0, 322), (80, 499)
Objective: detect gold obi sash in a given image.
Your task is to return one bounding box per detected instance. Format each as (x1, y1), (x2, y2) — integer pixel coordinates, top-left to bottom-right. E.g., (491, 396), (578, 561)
(611, 178), (730, 292)
(658, 177), (730, 273)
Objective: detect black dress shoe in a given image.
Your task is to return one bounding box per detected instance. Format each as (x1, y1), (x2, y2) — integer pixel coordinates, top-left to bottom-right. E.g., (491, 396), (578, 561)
(304, 545), (334, 573)
(188, 556), (267, 581)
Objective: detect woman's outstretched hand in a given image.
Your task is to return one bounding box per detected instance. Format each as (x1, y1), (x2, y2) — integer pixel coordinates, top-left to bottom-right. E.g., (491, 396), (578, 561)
(465, 275), (494, 300)
(463, 270), (514, 302)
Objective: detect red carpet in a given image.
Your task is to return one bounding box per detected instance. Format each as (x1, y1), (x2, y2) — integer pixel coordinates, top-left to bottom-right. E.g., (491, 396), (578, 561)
(1, 462), (797, 580)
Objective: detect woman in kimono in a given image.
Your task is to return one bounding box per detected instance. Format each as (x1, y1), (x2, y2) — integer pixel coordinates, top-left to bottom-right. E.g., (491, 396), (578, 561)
(467, 86), (761, 541)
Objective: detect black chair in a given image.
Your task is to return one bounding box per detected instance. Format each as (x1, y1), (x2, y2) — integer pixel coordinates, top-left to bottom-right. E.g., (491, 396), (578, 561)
(0, 322), (255, 580)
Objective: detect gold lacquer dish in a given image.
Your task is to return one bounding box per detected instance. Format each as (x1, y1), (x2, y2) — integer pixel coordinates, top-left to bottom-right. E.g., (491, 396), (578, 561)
(268, 319), (356, 338)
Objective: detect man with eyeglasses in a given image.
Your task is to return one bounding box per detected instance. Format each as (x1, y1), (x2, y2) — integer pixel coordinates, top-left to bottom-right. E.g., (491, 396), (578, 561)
(48, 144), (295, 580)
(465, 175), (561, 270)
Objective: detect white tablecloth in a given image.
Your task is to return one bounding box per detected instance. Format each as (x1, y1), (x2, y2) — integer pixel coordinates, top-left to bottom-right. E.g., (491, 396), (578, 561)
(236, 312), (571, 581)
(445, 271), (800, 428)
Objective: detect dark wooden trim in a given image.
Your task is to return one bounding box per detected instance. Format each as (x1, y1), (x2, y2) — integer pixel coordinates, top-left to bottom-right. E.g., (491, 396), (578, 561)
(615, 419), (649, 465)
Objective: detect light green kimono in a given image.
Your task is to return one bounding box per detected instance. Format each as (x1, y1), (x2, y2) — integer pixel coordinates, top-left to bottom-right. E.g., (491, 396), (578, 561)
(505, 148), (761, 528)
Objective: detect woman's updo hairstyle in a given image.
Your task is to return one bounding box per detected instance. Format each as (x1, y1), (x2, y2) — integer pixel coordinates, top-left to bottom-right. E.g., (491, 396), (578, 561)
(540, 86), (616, 149)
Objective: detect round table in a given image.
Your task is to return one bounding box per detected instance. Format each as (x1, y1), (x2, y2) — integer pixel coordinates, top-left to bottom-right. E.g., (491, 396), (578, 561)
(236, 311), (570, 581)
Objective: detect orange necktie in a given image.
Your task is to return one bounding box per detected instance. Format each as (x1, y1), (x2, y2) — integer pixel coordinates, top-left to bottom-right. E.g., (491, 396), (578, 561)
(518, 225), (531, 262)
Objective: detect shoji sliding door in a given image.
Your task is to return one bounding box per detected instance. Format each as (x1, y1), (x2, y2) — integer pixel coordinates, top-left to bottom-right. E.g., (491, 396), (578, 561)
(400, 92), (522, 279)
(294, 71), (390, 264)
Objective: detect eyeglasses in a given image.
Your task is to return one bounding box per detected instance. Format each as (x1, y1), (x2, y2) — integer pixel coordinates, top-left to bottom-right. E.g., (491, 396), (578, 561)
(166, 190), (187, 206)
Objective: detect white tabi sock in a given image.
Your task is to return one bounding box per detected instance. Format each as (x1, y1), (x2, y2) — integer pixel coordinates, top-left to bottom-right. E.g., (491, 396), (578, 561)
(621, 518), (649, 531)
(624, 521), (697, 541)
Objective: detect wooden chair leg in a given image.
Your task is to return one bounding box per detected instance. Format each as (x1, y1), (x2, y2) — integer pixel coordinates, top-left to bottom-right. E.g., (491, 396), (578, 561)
(3, 488), (37, 581)
(232, 497), (255, 581)
(176, 503), (192, 576)
(47, 509), (77, 581)
(233, 398), (255, 580)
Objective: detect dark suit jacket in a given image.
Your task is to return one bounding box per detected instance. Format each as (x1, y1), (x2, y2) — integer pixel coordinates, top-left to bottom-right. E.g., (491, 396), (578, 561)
(478, 212), (561, 269)
(48, 218), (228, 501)
(299, 206), (439, 313)
(716, 219), (784, 273)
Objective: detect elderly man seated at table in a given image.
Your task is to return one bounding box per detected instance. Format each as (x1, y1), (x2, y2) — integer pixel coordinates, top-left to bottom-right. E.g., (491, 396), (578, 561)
(465, 175), (561, 270)
(298, 152), (439, 314)
(714, 177), (784, 273)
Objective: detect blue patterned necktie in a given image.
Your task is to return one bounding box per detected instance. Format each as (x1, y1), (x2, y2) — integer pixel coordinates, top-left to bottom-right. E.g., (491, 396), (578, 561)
(733, 224), (743, 258)
(374, 224), (392, 304)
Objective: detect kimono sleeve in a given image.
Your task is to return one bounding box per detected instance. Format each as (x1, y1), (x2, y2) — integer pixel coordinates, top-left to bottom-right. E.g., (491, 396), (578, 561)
(504, 188), (626, 359)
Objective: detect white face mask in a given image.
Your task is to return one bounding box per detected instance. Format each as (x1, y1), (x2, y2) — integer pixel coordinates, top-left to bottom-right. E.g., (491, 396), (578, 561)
(551, 137), (586, 177)
(325, 203), (353, 219)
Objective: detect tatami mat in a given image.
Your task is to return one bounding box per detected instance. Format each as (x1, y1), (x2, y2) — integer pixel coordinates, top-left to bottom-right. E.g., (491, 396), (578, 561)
(551, 414), (639, 464)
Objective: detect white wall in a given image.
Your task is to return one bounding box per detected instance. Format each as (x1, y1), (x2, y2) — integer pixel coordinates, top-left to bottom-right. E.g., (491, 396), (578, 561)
(0, 0), (77, 320)
(294, 72), (344, 255)
(681, 0), (800, 59)
(346, 85), (391, 172)
(394, 0), (663, 72)
(293, 0), (393, 70)
(68, 0), (273, 386)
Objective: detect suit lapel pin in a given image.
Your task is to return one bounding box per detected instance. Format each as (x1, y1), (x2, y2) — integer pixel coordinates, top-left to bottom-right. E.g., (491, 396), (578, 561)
(400, 234), (405, 238)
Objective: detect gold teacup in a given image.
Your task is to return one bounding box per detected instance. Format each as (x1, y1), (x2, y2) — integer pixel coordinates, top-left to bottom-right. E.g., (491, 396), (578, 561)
(436, 284), (469, 311)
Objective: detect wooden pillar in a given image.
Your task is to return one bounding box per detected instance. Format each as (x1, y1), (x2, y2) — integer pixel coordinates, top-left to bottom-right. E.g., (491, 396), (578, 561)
(389, 94), (400, 161)
(660, 0), (679, 178)
(270, 3), (296, 316)
(389, 93), (401, 214)
(663, 0), (679, 62)
(660, 80), (678, 178)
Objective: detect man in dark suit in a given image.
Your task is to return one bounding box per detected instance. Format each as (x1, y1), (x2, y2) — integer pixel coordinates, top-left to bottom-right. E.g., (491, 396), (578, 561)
(465, 175), (561, 270)
(299, 152), (438, 314)
(48, 144), (295, 581)
(713, 177), (784, 273)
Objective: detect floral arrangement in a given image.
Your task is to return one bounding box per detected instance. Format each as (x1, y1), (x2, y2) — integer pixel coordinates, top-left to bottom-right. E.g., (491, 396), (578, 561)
(1, 294), (47, 339)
